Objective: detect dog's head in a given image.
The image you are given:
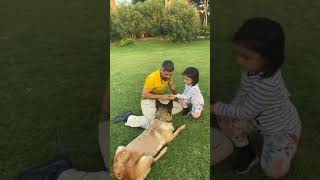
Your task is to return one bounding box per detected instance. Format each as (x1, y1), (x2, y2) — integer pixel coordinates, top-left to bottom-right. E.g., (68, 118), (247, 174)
(113, 148), (141, 180)
(155, 100), (173, 122)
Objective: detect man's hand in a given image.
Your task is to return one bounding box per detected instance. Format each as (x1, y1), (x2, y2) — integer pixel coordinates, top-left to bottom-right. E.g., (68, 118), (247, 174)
(161, 94), (170, 100)
(168, 94), (176, 100)
(142, 88), (177, 100)
(161, 94), (176, 100)
(143, 88), (165, 100)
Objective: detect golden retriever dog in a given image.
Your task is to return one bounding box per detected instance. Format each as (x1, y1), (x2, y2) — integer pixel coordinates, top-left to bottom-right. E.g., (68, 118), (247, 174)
(113, 100), (186, 180)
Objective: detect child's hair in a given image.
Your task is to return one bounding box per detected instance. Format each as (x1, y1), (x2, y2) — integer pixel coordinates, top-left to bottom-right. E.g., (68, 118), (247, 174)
(182, 67), (199, 86)
(232, 17), (285, 78)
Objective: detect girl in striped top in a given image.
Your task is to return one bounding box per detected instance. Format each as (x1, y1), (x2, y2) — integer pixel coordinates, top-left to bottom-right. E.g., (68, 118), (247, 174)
(212, 17), (301, 178)
(174, 67), (204, 119)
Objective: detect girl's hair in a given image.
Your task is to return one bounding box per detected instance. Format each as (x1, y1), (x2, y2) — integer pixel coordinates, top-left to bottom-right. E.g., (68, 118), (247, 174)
(182, 67), (199, 86)
(232, 17), (285, 78)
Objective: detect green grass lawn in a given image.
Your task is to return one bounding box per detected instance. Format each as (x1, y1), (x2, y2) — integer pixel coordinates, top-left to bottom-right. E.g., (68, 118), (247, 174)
(0, 0), (106, 179)
(213, 0), (320, 179)
(110, 40), (210, 179)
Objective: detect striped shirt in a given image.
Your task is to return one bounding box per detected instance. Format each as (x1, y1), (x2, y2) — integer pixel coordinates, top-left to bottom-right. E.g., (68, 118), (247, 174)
(213, 70), (301, 135)
(177, 83), (204, 106)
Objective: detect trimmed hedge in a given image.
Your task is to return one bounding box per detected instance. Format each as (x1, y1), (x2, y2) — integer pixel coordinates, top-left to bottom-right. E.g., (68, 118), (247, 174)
(111, 0), (200, 42)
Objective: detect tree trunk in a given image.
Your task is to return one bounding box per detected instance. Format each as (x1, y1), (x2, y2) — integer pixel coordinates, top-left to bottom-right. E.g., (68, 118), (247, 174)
(203, 0), (209, 26)
(110, 0), (117, 13)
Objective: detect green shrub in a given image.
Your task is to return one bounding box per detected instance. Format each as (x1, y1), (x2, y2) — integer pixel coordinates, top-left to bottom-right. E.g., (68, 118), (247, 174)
(136, 0), (165, 37)
(110, 13), (120, 41)
(118, 38), (135, 47)
(163, 34), (176, 43)
(196, 25), (210, 36)
(111, 0), (200, 43)
(160, 1), (200, 42)
(111, 4), (145, 39)
(110, 31), (121, 42)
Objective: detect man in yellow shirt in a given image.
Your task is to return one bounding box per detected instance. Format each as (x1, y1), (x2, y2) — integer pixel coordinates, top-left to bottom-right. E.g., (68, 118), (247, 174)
(115, 60), (183, 128)
(142, 60), (177, 99)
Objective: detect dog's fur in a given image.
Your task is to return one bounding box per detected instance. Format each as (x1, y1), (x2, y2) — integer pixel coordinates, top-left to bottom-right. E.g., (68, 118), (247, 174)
(113, 100), (186, 180)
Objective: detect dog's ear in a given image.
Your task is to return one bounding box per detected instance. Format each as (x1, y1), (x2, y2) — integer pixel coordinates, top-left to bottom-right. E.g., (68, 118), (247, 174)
(156, 99), (161, 109)
(167, 100), (173, 114)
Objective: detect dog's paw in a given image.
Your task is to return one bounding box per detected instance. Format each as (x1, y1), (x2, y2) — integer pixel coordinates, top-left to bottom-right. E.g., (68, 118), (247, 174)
(162, 146), (168, 153)
(180, 124), (186, 129)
